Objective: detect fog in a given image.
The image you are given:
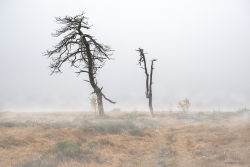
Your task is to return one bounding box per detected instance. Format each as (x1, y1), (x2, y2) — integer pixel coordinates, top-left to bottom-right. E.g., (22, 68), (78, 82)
(0, 0), (249, 112)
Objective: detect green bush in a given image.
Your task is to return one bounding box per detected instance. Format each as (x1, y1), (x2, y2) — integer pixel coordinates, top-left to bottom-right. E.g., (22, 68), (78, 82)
(51, 140), (93, 163)
(52, 140), (83, 158)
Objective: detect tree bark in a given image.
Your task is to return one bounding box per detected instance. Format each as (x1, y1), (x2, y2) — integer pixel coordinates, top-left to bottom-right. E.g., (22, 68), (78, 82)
(142, 53), (149, 96)
(136, 48), (157, 118)
(148, 94), (155, 117)
(96, 88), (105, 116)
(149, 60), (156, 118)
(81, 34), (105, 116)
(44, 12), (115, 117)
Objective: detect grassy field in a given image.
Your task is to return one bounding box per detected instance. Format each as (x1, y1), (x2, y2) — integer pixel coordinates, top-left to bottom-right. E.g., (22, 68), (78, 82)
(0, 111), (249, 167)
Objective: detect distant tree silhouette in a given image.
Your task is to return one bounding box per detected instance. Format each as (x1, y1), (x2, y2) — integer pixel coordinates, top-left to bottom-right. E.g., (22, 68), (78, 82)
(43, 11), (115, 116)
(136, 48), (157, 117)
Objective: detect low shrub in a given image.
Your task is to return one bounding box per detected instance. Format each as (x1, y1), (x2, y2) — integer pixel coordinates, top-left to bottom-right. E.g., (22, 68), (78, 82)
(88, 141), (98, 148)
(93, 120), (136, 134)
(128, 129), (143, 136)
(221, 112), (238, 118)
(15, 156), (56, 167)
(138, 119), (160, 127)
(51, 140), (93, 161)
(52, 140), (80, 156)
(0, 121), (27, 128)
(79, 137), (87, 143)
(88, 139), (114, 148)
(52, 120), (72, 128)
(72, 118), (91, 126)
(97, 139), (114, 146)
(237, 107), (250, 114)
(127, 112), (138, 121)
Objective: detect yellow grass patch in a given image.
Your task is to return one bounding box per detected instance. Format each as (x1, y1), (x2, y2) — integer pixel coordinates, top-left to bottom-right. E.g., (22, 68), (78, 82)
(0, 111), (249, 166)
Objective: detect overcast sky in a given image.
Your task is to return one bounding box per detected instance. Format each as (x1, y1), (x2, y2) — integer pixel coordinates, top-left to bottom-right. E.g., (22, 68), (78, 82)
(0, 0), (249, 112)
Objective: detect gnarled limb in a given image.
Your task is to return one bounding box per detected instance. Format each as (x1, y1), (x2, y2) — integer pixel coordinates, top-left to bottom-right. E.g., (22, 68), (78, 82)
(136, 48), (149, 98)
(102, 92), (116, 104)
(43, 11), (115, 116)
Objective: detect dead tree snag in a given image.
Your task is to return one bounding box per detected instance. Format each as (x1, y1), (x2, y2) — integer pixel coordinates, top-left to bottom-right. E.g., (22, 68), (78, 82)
(136, 48), (157, 117)
(43, 11), (115, 116)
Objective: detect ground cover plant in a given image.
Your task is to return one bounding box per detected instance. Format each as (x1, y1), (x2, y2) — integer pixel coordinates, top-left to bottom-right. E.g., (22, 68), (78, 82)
(0, 111), (250, 166)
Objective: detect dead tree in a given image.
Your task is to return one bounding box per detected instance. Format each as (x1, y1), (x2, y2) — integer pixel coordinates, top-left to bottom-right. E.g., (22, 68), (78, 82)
(136, 48), (157, 117)
(43, 11), (115, 116)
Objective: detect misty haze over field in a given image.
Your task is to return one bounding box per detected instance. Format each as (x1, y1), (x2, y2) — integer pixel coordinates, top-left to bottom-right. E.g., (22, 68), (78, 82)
(0, 0), (249, 112)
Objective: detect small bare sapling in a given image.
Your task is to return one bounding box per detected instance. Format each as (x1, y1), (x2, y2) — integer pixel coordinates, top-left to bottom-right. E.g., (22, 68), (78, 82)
(89, 95), (97, 116)
(177, 98), (190, 113)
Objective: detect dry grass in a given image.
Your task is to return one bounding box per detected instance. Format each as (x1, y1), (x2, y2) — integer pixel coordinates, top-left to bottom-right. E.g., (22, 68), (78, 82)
(0, 111), (249, 166)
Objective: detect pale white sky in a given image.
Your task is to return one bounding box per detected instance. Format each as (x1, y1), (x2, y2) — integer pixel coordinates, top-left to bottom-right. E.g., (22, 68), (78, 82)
(0, 0), (249, 112)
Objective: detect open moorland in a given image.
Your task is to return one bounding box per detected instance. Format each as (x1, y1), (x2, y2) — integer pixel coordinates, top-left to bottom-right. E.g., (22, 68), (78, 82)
(0, 111), (250, 167)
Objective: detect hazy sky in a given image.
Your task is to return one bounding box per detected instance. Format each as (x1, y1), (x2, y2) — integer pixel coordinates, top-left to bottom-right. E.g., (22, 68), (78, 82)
(0, 0), (249, 112)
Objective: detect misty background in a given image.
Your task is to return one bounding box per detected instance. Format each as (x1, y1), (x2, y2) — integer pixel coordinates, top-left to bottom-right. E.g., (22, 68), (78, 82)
(0, 0), (249, 112)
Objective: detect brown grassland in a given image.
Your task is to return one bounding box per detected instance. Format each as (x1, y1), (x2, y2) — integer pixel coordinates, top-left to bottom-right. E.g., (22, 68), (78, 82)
(0, 111), (250, 167)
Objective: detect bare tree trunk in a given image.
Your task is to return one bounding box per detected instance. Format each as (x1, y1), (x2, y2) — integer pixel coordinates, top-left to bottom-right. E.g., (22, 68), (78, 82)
(149, 60), (156, 118)
(96, 88), (105, 116)
(148, 94), (155, 117)
(136, 48), (157, 118)
(81, 35), (106, 116)
(44, 12), (115, 117)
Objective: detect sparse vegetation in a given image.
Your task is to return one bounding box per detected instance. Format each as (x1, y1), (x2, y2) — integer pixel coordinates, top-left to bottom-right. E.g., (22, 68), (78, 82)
(177, 98), (191, 113)
(50, 140), (94, 162)
(52, 140), (82, 157)
(138, 118), (160, 127)
(0, 121), (27, 127)
(88, 141), (98, 148)
(127, 111), (138, 121)
(88, 139), (114, 148)
(1, 111), (250, 167)
(237, 107), (250, 114)
(15, 156), (56, 167)
(93, 120), (137, 134)
(89, 95), (98, 116)
(97, 138), (115, 146)
(128, 129), (144, 136)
